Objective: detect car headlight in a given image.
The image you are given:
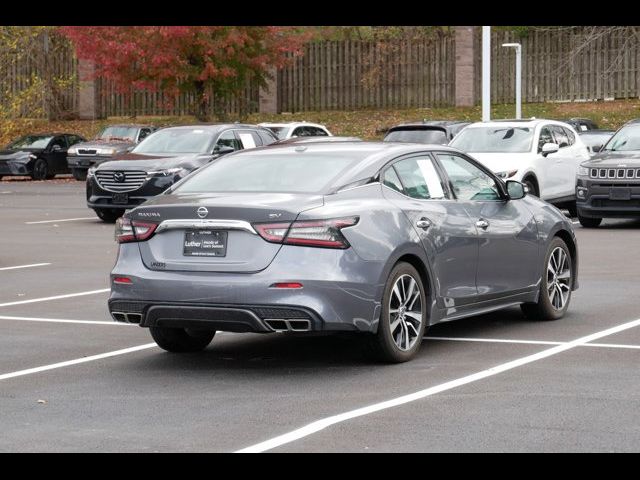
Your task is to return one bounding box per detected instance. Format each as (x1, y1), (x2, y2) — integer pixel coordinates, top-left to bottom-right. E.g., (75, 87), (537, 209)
(496, 170), (518, 179)
(96, 147), (116, 155)
(577, 166), (590, 176)
(87, 167), (97, 177)
(67, 147), (78, 155)
(146, 167), (188, 178)
(29, 154), (38, 160)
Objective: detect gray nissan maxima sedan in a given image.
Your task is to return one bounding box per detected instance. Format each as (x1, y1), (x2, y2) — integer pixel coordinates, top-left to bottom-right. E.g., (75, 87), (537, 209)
(109, 142), (578, 363)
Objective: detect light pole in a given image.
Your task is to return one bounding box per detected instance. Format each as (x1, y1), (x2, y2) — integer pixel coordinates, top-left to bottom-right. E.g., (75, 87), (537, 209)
(502, 42), (522, 119)
(482, 27), (491, 121)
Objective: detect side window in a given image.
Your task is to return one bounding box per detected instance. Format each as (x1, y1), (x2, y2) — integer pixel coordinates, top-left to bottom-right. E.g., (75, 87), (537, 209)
(292, 127), (306, 137)
(538, 126), (555, 153)
(257, 130), (277, 145)
(50, 136), (67, 150)
(392, 156), (446, 200)
(138, 128), (151, 142)
(381, 167), (404, 193)
(214, 130), (241, 152)
(563, 127), (575, 146)
(551, 125), (569, 148)
(308, 126), (328, 136)
(67, 135), (83, 146)
(437, 153), (501, 201)
(237, 130), (260, 149)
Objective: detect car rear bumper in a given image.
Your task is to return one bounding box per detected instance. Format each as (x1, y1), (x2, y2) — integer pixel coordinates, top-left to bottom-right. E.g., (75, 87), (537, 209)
(109, 243), (384, 333)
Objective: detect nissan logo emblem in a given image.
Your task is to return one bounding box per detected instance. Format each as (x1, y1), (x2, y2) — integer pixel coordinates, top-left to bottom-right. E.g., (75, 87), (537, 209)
(113, 171), (125, 183)
(197, 207), (208, 218)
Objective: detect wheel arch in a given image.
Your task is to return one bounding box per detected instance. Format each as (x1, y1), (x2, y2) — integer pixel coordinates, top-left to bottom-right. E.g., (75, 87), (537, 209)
(553, 228), (579, 290)
(522, 172), (540, 196)
(378, 245), (438, 326)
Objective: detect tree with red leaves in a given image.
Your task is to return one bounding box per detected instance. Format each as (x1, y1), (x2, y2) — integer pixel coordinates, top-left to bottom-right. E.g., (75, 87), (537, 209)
(60, 26), (309, 121)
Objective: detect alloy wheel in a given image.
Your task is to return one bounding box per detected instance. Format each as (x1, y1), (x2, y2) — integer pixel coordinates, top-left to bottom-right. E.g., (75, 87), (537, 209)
(547, 246), (571, 310)
(388, 274), (423, 351)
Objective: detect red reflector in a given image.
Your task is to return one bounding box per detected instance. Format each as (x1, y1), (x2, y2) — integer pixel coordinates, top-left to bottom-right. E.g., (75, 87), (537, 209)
(113, 277), (133, 285)
(271, 282), (303, 289)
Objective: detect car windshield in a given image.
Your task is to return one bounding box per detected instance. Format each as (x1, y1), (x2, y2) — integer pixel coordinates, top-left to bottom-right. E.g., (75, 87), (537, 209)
(450, 126), (533, 153)
(132, 128), (214, 154)
(384, 129), (448, 144)
(264, 126), (288, 140)
(602, 124), (640, 152)
(98, 126), (139, 141)
(176, 151), (365, 193)
(7, 135), (53, 150)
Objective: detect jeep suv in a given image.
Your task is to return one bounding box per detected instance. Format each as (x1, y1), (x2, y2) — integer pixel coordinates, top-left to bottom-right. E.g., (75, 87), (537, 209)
(576, 119), (640, 227)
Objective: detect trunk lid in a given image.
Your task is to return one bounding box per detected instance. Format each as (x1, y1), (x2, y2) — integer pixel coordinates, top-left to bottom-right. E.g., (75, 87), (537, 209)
(131, 192), (324, 273)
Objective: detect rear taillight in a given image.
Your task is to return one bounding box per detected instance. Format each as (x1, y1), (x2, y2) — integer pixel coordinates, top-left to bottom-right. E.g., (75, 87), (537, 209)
(254, 217), (358, 249)
(115, 217), (158, 244)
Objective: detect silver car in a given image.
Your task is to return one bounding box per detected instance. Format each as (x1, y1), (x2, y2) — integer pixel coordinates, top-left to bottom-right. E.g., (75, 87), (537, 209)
(109, 142), (578, 363)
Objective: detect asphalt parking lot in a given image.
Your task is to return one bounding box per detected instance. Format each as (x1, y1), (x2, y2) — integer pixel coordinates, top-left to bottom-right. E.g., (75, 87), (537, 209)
(1, 177), (639, 452)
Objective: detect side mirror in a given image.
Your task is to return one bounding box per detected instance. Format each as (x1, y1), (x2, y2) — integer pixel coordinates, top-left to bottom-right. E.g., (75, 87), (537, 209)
(592, 145), (602, 153)
(506, 180), (526, 200)
(541, 143), (559, 157)
(213, 145), (235, 156)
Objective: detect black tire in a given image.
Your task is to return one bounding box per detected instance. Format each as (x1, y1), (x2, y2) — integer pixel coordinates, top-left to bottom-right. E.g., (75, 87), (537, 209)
(149, 327), (215, 353)
(578, 214), (602, 228)
(30, 158), (49, 180)
(367, 262), (427, 363)
(567, 202), (578, 218)
(72, 168), (87, 181)
(521, 237), (573, 321)
(94, 208), (125, 223)
(522, 177), (539, 197)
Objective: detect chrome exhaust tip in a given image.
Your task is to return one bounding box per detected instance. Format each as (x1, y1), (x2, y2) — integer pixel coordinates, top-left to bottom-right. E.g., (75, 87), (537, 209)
(263, 318), (311, 332)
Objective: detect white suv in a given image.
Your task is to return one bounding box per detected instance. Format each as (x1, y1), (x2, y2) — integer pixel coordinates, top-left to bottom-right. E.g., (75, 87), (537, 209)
(449, 119), (590, 213)
(258, 122), (332, 141)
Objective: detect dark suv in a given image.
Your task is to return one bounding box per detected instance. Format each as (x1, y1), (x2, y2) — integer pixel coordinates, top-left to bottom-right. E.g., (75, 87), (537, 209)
(576, 119), (640, 227)
(382, 120), (471, 145)
(86, 124), (278, 222)
(67, 124), (157, 181)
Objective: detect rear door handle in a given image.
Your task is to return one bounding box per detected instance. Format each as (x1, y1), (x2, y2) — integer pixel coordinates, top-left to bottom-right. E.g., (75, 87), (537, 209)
(476, 219), (490, 230)
(416, 218), (432, 229)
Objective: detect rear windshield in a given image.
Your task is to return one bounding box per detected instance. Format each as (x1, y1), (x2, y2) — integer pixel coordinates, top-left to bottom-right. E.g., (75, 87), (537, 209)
(176, 151), (364, 193)
(384, 129), (448, 145)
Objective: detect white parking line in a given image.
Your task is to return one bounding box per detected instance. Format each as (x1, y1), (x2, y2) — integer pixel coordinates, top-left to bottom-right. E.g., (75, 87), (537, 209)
(0, 315), (127, 326)
(0, 343), (157, 382)
(25, 217), (95, 224)
(0, 263), (51, 271)
(426, 336), (640, 350)
(235, 317), (640, 453)
(0, 288), (110, 308)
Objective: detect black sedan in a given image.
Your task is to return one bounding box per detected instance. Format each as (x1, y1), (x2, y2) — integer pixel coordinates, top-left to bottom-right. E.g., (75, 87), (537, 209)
(0, 133), (86, 180)
(382, 120), (471, 145)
